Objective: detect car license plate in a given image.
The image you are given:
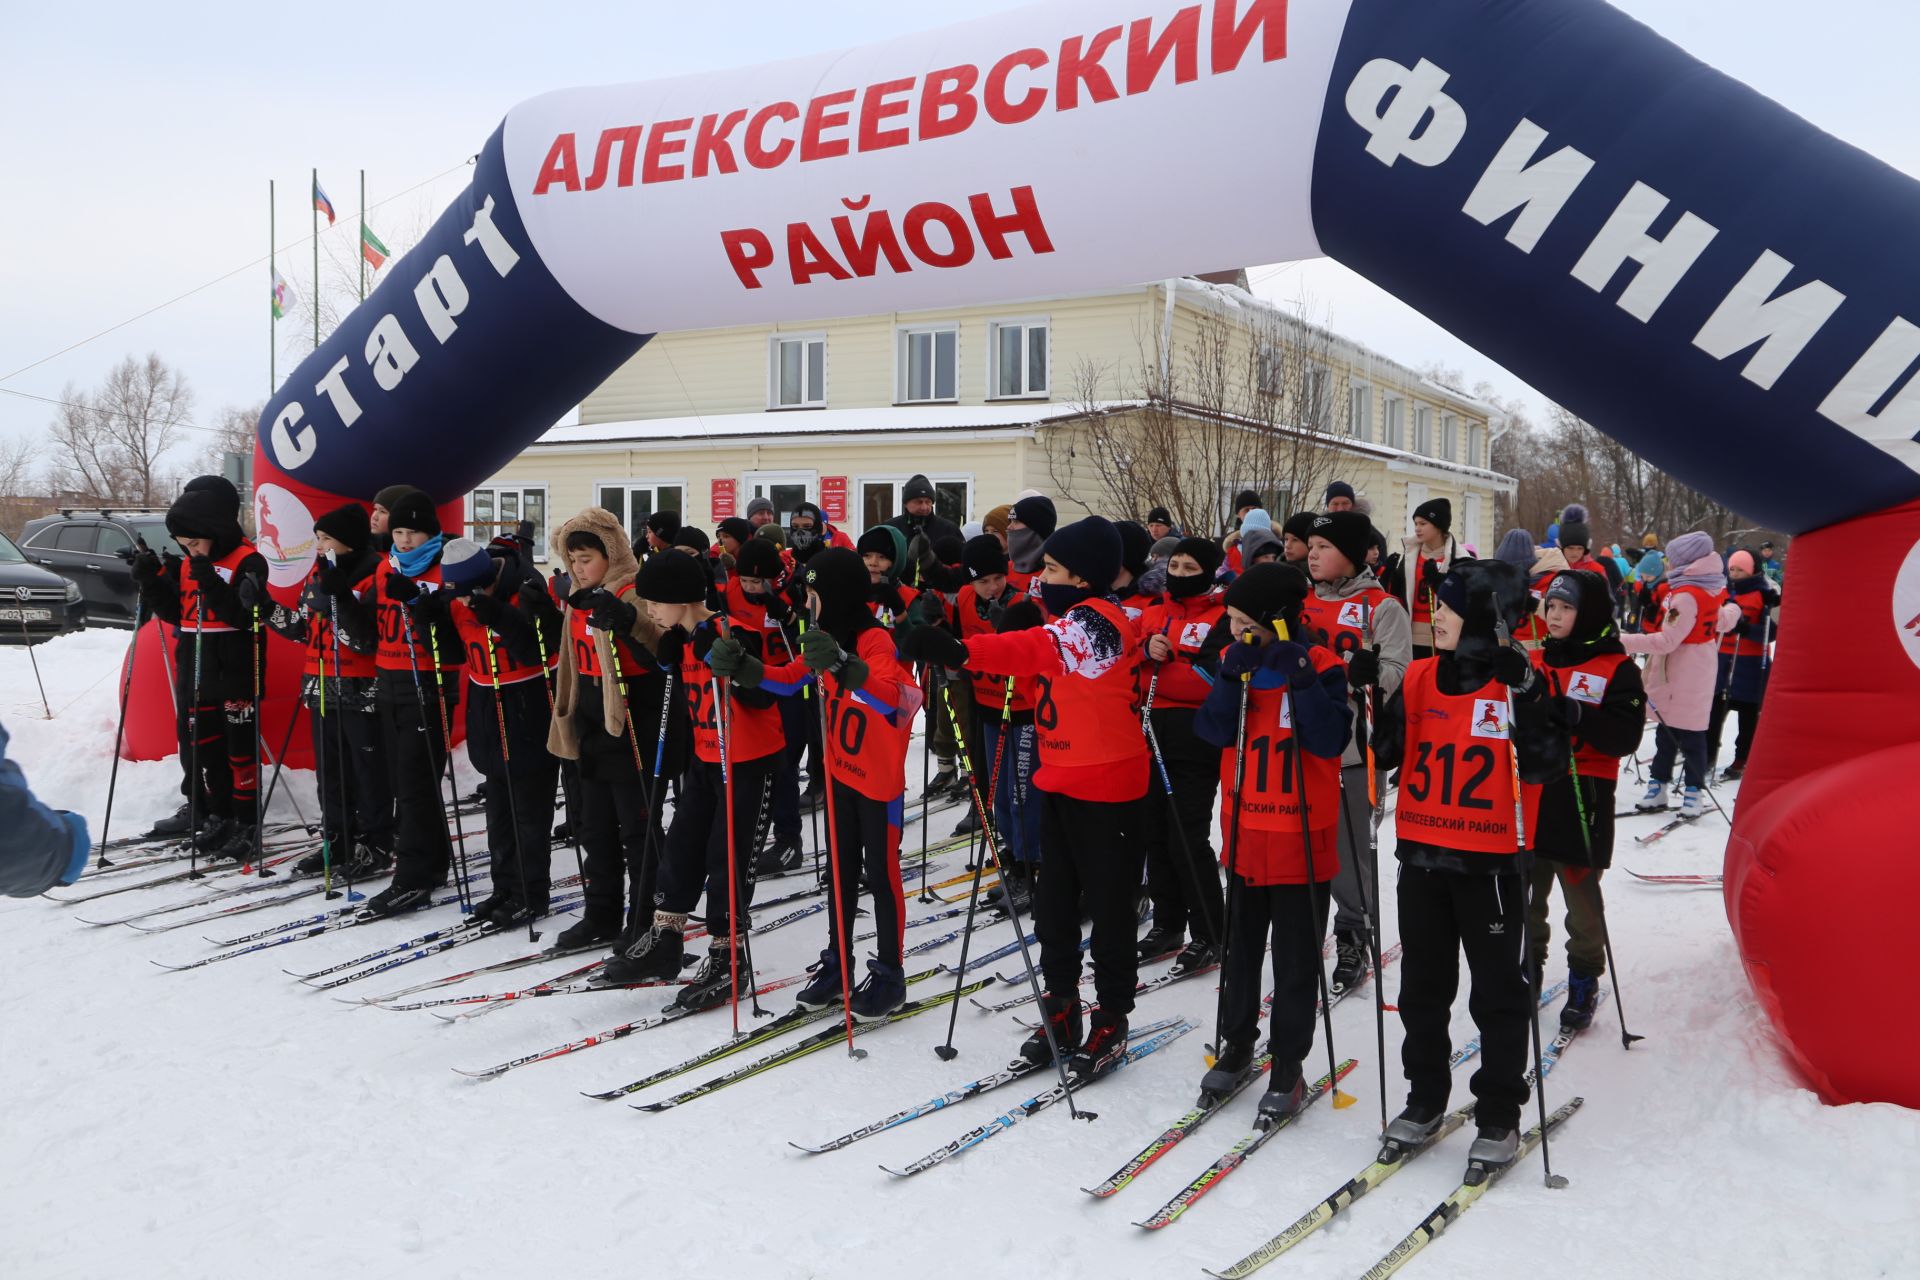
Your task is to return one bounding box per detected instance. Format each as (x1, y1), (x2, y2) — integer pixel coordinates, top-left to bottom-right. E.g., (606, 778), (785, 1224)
(0, 608), (53, 622)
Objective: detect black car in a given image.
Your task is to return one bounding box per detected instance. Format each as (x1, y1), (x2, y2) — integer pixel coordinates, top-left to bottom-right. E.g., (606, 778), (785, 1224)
(0, 529), (86, 643)
(18, 508), (174, 628)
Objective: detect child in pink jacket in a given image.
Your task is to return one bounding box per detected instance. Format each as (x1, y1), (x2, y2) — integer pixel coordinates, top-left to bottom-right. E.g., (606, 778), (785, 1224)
(1621, 530), (1741, 817)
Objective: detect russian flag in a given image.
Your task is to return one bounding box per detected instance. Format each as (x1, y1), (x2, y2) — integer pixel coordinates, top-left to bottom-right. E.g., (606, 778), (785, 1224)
(312, 177), (335, 226)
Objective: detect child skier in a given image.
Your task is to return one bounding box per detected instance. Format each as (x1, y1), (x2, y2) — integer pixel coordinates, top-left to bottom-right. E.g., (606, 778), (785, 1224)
(902, 516), (1148, 1078)
(1370, 559), (1571, 1170)
(633, 549), (784, 1011)
(1528, 570), (1646, 1029)
(1622, 530), (1740, 817)
(1133, 536), (1229, 973)
(1194, 564), (1352, 1116)
(130, 475), (270, 863)
(545, 508), (681, 966)
(751, 547), (923, 1019)
(450, 534), (563, 927)
(269, 502), (393, 879)
(1708, 549), (1778, 780)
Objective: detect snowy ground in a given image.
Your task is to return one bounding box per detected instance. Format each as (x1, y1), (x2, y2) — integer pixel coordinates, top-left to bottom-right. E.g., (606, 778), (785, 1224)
(2, 629), (1915, 1279)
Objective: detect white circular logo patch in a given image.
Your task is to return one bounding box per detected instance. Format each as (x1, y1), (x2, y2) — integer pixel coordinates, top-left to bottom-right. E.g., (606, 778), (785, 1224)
(253, 483), (317, 589)
(1895, 534), (1920, 673)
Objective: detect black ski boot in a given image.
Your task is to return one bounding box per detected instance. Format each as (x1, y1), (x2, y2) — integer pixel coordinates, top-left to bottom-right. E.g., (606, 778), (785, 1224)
(1199, 1040), (1257, 1101)
(359, 883), (435, 919)
(1383, 1104), (1446, 1151)
(672, 940), (744, 1012)
(850, 959), (907, 1022)
(294, 844), (344, 876)
(1467, 1124), (1519, 1173)
(145, 803), (194, 839)
(1136, 922), (1184, 961)
(1256, 1062), (1308, 1126)
(1331, 931), (1370, 992)
(950, 806), (981, 837)
(1168, 938), (1221, 978)
(602, 924), (685, 984)
(213, 824), (259, 865)
(1561, 972), (1601, 1030)
(488, 899), (548, 930)
(754, 834), (804, 877)
(926, 765), (960, 797)
(192, 815), (236, 854)
(470, 892), (510, 922)
(550, 914), (621, 953)
(341, 841), (393, 879)
(794, 949), (846, 1010)
(1019, 992), (1083, 1066)
(1068, 1013), (1129, 1081)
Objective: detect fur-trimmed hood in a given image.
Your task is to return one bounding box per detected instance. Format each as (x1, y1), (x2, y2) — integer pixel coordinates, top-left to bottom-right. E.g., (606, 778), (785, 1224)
(551, 506), (640, 598)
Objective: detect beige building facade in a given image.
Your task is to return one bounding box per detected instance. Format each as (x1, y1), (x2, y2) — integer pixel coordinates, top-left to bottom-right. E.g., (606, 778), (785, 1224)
(475, 279), (1515, 561)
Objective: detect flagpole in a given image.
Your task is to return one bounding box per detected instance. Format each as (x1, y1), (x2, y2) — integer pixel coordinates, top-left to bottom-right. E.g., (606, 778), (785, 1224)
(359, 169), (367, 302)
(312, 166), (320, 352)
(269, 179), (276, 393)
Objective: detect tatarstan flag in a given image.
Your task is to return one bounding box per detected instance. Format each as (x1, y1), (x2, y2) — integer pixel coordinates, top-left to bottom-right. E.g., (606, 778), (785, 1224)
(361, 222), (389, 271)
(271, 267), (295, 320)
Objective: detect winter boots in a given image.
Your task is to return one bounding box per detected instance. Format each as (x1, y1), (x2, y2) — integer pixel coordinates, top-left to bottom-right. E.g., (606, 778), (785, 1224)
(1383, 1104), (1446, 1150)
(795, 949), (846, 1010)
(1199, 1040), (1258, 1101)
(1256, 1062), (1308, 1125)
(359, 883), (435, 919)
(1467, 1125), (1520, 1171)
(551, 914), (622, 954)
(950, 806), (980, 837)
(602, 924), (685, 984)
(673, 940), (745, 1012)
(1168, 938), (1221, 979)
(1561, 972), (1601, 1030)
(1136, 923), (1183, 962)
(1068, 1013), (1129, 1080)
(1331, 932), (1370, 992)
(754, 834), (805, 877)
(1635, 779), (1671, 812)
(1019, 992), (1083, 1066)
(1678, 787), (1705, 819)
(146, 803), (194, 839)
(850, 959), (907, 1022)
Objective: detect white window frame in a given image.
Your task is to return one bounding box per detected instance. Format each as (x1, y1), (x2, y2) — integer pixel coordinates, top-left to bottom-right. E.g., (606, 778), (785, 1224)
(1349, 382), (1372, 441)
(741, 470), (817, 527)
(767, 332), (827, 410)
(1463, 492), (1483, 550)
(1403, 481), (1430, 539)
(895, 323), (961, 404)
(1255, 344), (1285, 399)
(986, 316), (1050, 400)
(851, 472), (975, 537)
(594, 478), (687, 547)
(1468, 424), (1485, 468)
(467, 484), (550, 562)
(1298, 362), (1331, 431)
(1440, 413), (1458, 462)
(1382, 394), (1405, 450)
(1413, 404), (1433, 456)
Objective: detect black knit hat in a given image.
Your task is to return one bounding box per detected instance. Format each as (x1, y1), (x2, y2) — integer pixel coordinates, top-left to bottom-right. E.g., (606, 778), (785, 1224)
(803, 547), (876, 642)
(903, 474), (936, 503)
(716, 517), (754, 547)
(1308, 511), (1374, 576)
(1010, 495), (1057, 539)
(1222, 562), (1311, 633)
(856, 524), (906, 566)
(1172, 535), (1223, 577)
(1114, 520), (1153, 577)
(164, 487), (233, 544)
(646, 509), (681, 540)
(1146, 506), (1172, 526)
(1041, 516), (1122, 594)
(635, 546), (708, 604)
(1558, 504), (1592, 552)
(1233, 490), (1264, 514)
(1281, 511), (1318, 544)
(373, 483), (421, 513)
(386, 490), (441, 537)
(1412, 497), (1452, 534)
(312, 502), (371, 552)
(672, 526), (710, 553)
(183, 474), (241, 520)
(962, 534), (1008, 579)
(1323, 480), (1356, 506)
(1434, 559), (1531, 642)
(734, 538), (783, 580)
(933, 533), (966, 565)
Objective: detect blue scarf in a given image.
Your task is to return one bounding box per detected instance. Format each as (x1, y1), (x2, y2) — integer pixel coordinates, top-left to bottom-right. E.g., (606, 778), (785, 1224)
(389, 533), (446, 579)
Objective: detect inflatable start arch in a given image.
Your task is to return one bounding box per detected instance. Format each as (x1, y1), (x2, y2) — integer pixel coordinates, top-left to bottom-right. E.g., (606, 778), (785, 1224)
(240, 0), (1920, 1107)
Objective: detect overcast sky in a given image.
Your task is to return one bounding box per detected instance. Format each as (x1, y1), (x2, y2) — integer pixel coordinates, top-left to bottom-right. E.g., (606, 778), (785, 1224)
(2, 0), (1913, 458)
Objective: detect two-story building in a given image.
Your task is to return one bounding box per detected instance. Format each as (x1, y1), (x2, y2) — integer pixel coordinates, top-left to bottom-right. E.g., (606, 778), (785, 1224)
(473, 275), (1516, 562)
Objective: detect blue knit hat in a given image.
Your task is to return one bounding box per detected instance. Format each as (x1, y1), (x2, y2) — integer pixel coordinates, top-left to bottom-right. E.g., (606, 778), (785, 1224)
(439, 537), (495, 592)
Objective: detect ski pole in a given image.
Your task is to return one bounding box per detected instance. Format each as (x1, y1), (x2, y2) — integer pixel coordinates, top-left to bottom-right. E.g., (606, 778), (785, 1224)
(1494, 615), (1568, 1189)
(424, 605), (476, 903)
(1354, 599), (1391, 1131)
(19, 609), (51, 717)
(1274, 618), (1354, 1113)
(713, 618), (745, 1036)
(934, 676), (1011, 1061)
(401, 602), (470, 914)
(483, 616), (540, 943)
(1140, 662), (1228, 955)
(1561, 732), (1644, 1051)
(186, 596), (205, 882)
(917, 664), (937, 904)
(532, 613), (589, 884)
(96, 596), (144, 869)
(1211, 630), (1253, 1065)
(814, 657), (865, 1060)
(244, 603), (269, 877)
(606, 620), (662, 944)
(326, 594), (361, 903)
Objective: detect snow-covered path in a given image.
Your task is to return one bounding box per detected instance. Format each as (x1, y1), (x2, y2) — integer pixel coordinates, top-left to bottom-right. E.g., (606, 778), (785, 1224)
(2, 631), (1913, 1279)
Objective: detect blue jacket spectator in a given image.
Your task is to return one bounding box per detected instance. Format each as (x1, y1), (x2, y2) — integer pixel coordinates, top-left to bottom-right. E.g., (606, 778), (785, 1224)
(1, 718), (90, 898)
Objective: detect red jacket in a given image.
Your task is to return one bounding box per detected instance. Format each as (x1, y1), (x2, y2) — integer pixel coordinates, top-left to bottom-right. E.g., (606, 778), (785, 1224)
(1134, 591), (1226, 708)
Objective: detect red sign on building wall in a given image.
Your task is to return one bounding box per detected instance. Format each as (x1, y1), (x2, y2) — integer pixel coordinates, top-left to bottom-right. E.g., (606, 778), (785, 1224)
(819, 475), (848, 523)
(711, 478), (737, 519)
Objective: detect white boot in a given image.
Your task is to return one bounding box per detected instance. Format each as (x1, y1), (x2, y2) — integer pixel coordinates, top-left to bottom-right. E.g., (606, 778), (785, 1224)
(1636, 779), (1669, 812)
(1679, 787), (1704, 820)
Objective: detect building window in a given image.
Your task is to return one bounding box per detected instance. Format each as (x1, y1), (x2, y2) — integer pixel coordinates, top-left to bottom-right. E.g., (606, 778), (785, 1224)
(769, 334), (826, 409)
(1468, 425), (1484, 468)
(596, 481), (685, 548)
(1441, 414), (1458, 461)
(898, 325), (959, 403)
(742, 472), (816, 527)
(1298, 364), (1330, 429)
(1256, 345), (1284, 399)
(856, 475), (972, 535)
(1414, 405), (1433, 456)
(468, 485), (549, 561)
(989, 319), (1048, 398)
(1349, 384), (1371, 440)
(1463, 492), (1483, 549)
(1382, 395), (1404, 449)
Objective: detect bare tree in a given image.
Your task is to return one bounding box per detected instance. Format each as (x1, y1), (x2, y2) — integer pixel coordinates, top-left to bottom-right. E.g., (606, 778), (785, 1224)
(46, 355), (193, 507)
(0, 433), (43, 537)
(199, 402), (263, 475)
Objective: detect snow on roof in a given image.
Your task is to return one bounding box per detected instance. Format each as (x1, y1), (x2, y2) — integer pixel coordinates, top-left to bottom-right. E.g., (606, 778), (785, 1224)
(536, 401), (1143, 446)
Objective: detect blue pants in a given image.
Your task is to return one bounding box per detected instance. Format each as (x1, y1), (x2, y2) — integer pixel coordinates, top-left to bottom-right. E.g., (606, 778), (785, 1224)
(1650, 721), (1708, 790)
(981, 718), (1041, 864)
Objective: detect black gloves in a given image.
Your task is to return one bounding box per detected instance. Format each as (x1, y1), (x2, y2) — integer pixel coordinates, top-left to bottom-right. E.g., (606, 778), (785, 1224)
(131, 547), (164, 584)
(1420, 559), (1446, 590)
(996, 600), (1043, 633)
(1268, 640), (1316, 688)
(650, 626), (687, 669)
(384, 573), (421, 603)
(898, 625), (967, 669)
(1346, 647), (1381, 690)
(188, 554), (220, 587)
(467, 592), (505, 628)
(1220, 639), (1262, 679)
(235, 575), (262, 612)
(587, 590), (638, 634)
(317, 561), (359, 598)
(1491, 645), (1535, 690)
(1547, 696), (1583, 730)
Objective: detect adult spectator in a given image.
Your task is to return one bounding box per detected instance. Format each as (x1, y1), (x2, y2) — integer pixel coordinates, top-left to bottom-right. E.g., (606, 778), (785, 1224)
(1146, 506), (1178, 542)
(1323, 481), (1357, 513)
(885, 474), (962, 549)
(745, 496), (777, 529)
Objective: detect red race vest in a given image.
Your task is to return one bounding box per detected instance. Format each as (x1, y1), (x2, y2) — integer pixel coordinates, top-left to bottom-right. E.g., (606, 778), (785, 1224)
(1394, 658), (1541, 854)
(361, 559), (453, 673)
(1136, 592), (1225, 709)
(1639, 579), (1670, 634)
(1719, 589), (1768, 657)
(818, 628), (920, 801)
(1030, 598), (1146, 774)
(1218, 646), (1344, 882)
(1512, 570), (1557, 644)
(177, 540), (258, 634)
(567, 584), (644, 680)
(1410, 552), (1440, 625)
(1668, 584), (1727, 645)
(1299, 586), (1392, 664)
(681, 616), (785, 765)
(452, 599), (546, 688)
(299, 567), (375, 679)
(1534, 650), (1634, 782)
(956, 584), (1033, 713)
